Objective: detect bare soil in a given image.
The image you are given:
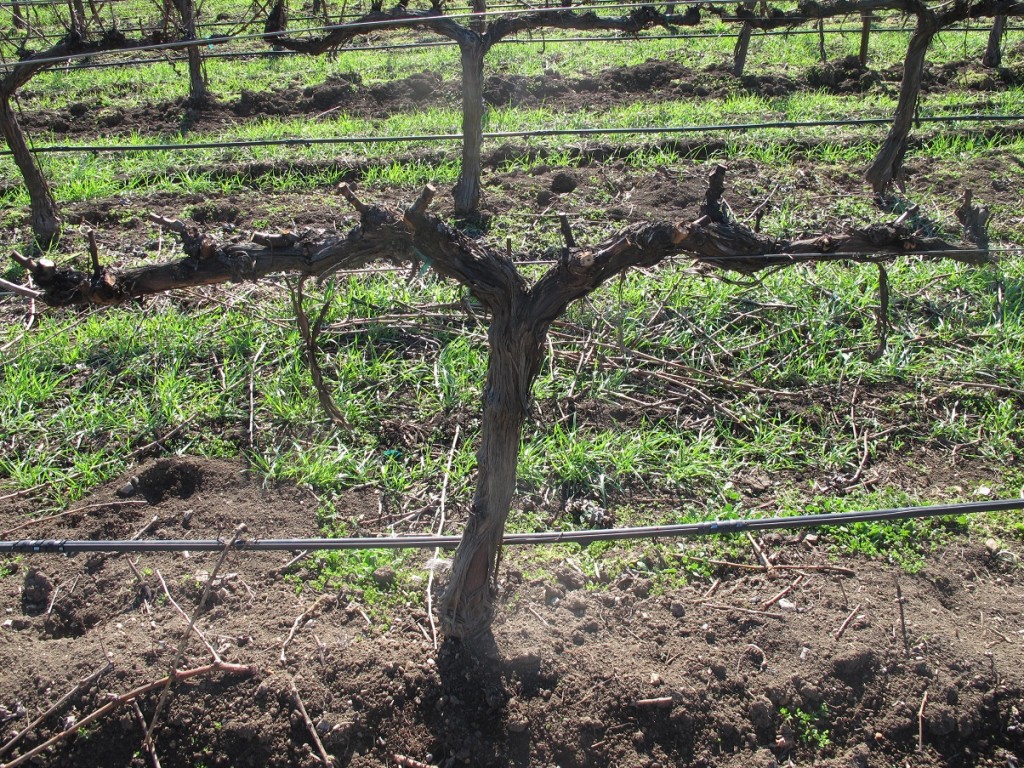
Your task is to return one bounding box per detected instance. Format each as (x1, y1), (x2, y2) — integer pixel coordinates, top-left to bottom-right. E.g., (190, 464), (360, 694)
(1, 457), (1022, 768)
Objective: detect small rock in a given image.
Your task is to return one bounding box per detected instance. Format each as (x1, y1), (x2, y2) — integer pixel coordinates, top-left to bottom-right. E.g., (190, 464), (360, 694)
(649, 673), (663, 686)
(116, 476), (140, 497)
(669, 601), (686, 618)
(507, 716), (529, 733)
(985, 538), (1001, 556)
(777, 598), (796, 611)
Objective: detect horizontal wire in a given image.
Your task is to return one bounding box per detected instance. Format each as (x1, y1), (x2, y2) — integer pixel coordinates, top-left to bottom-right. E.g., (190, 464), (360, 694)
(0, 0), (733, 69)
(3, 497), (1023, 554)
(3, 2), (1013, 70)
(26, 23), (1022, 71)
(14, 15), (1017, 48)
(4, 113), (1020, 156)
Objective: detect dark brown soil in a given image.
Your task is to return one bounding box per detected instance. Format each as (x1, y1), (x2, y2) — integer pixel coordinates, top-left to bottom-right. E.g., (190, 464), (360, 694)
(1, 457), (1022, 768)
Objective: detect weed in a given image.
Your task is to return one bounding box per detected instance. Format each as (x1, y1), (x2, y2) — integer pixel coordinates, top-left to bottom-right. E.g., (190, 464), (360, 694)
(780, 704), (833, 750)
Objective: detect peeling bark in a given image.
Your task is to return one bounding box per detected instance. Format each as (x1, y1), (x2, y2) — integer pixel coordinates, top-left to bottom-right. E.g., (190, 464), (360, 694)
(0, 97), (61, 248)
(439, 306), (545, 637)
(452, 42), (486, 215)
(982, 15), (1006, 67)
(864, 12), (938, 193)
(174, 0), (209, 106)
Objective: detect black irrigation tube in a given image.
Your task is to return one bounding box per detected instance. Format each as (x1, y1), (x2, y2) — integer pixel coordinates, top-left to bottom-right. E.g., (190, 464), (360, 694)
(4, 497), (1023, 555)
(5, 113), (1021, 157)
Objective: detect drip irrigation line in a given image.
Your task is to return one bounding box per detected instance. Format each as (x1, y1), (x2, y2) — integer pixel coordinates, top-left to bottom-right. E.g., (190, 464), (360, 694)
(4, 113), (1020, 156)
(3, 497), (1022, 555)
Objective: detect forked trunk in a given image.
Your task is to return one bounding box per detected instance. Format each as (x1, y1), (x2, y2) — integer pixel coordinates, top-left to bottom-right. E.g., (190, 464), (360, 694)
(0, 97), (61, 248)
(439, 304), (546, 638)
(982, 16), (1006, 69)
(865, 14), (937, 194)
(452, 41), (486, 215)
(176, 0), (209, 106)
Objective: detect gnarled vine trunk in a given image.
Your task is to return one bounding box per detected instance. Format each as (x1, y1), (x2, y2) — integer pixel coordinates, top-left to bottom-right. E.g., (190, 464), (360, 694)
(0, 97), (61, 248)
(865, 13), (938, 193)
(439, 305), (547, 637)
(982, 15), (1006, 68)
(175, 0), (209, 106)
(452, 41), (487, 216)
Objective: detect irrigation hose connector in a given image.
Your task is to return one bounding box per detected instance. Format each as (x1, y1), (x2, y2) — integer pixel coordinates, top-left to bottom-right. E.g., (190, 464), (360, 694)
(3, 497), (1022, 556)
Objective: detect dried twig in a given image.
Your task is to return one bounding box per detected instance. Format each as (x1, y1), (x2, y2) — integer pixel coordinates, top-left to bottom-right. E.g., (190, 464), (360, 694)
(746, 532), (774, 573)
(0, 500), (148, 537)
(761, 575), (804, 610)
(393, 755), (433, 768)
(0, 660), (113, 758)
(289, 276), (349, 426)
(280, 593), (338, 665)
(895, 575), (911, 658)
(700, 602), (784, 619)
(525, 604), (551, 627)
(1, 662), (253, 768)
(678, 552), (855, 576)
(702, 578), (721, 598)
(132, 701), (162, 768)
(833, 602), (862, 640)
(156, 570), (221, 662)
(866, 262), (890, 362)
(146, 525), (246, 745)
(0, 277), (43, 300)
(917, 689), (929, 752)
(248, 340), (267, 446)
(291, 680), (334, 766)
(634, 696), (674, 708)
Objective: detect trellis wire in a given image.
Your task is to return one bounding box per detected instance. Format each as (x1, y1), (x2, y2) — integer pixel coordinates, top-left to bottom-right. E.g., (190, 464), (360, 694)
(3, 497), (1023, 555)
(17, 22), (1019, 55)
(26, 24), (1022, 72)
(4, 1), (1009, 70)
(4, 113), (1019, 157)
